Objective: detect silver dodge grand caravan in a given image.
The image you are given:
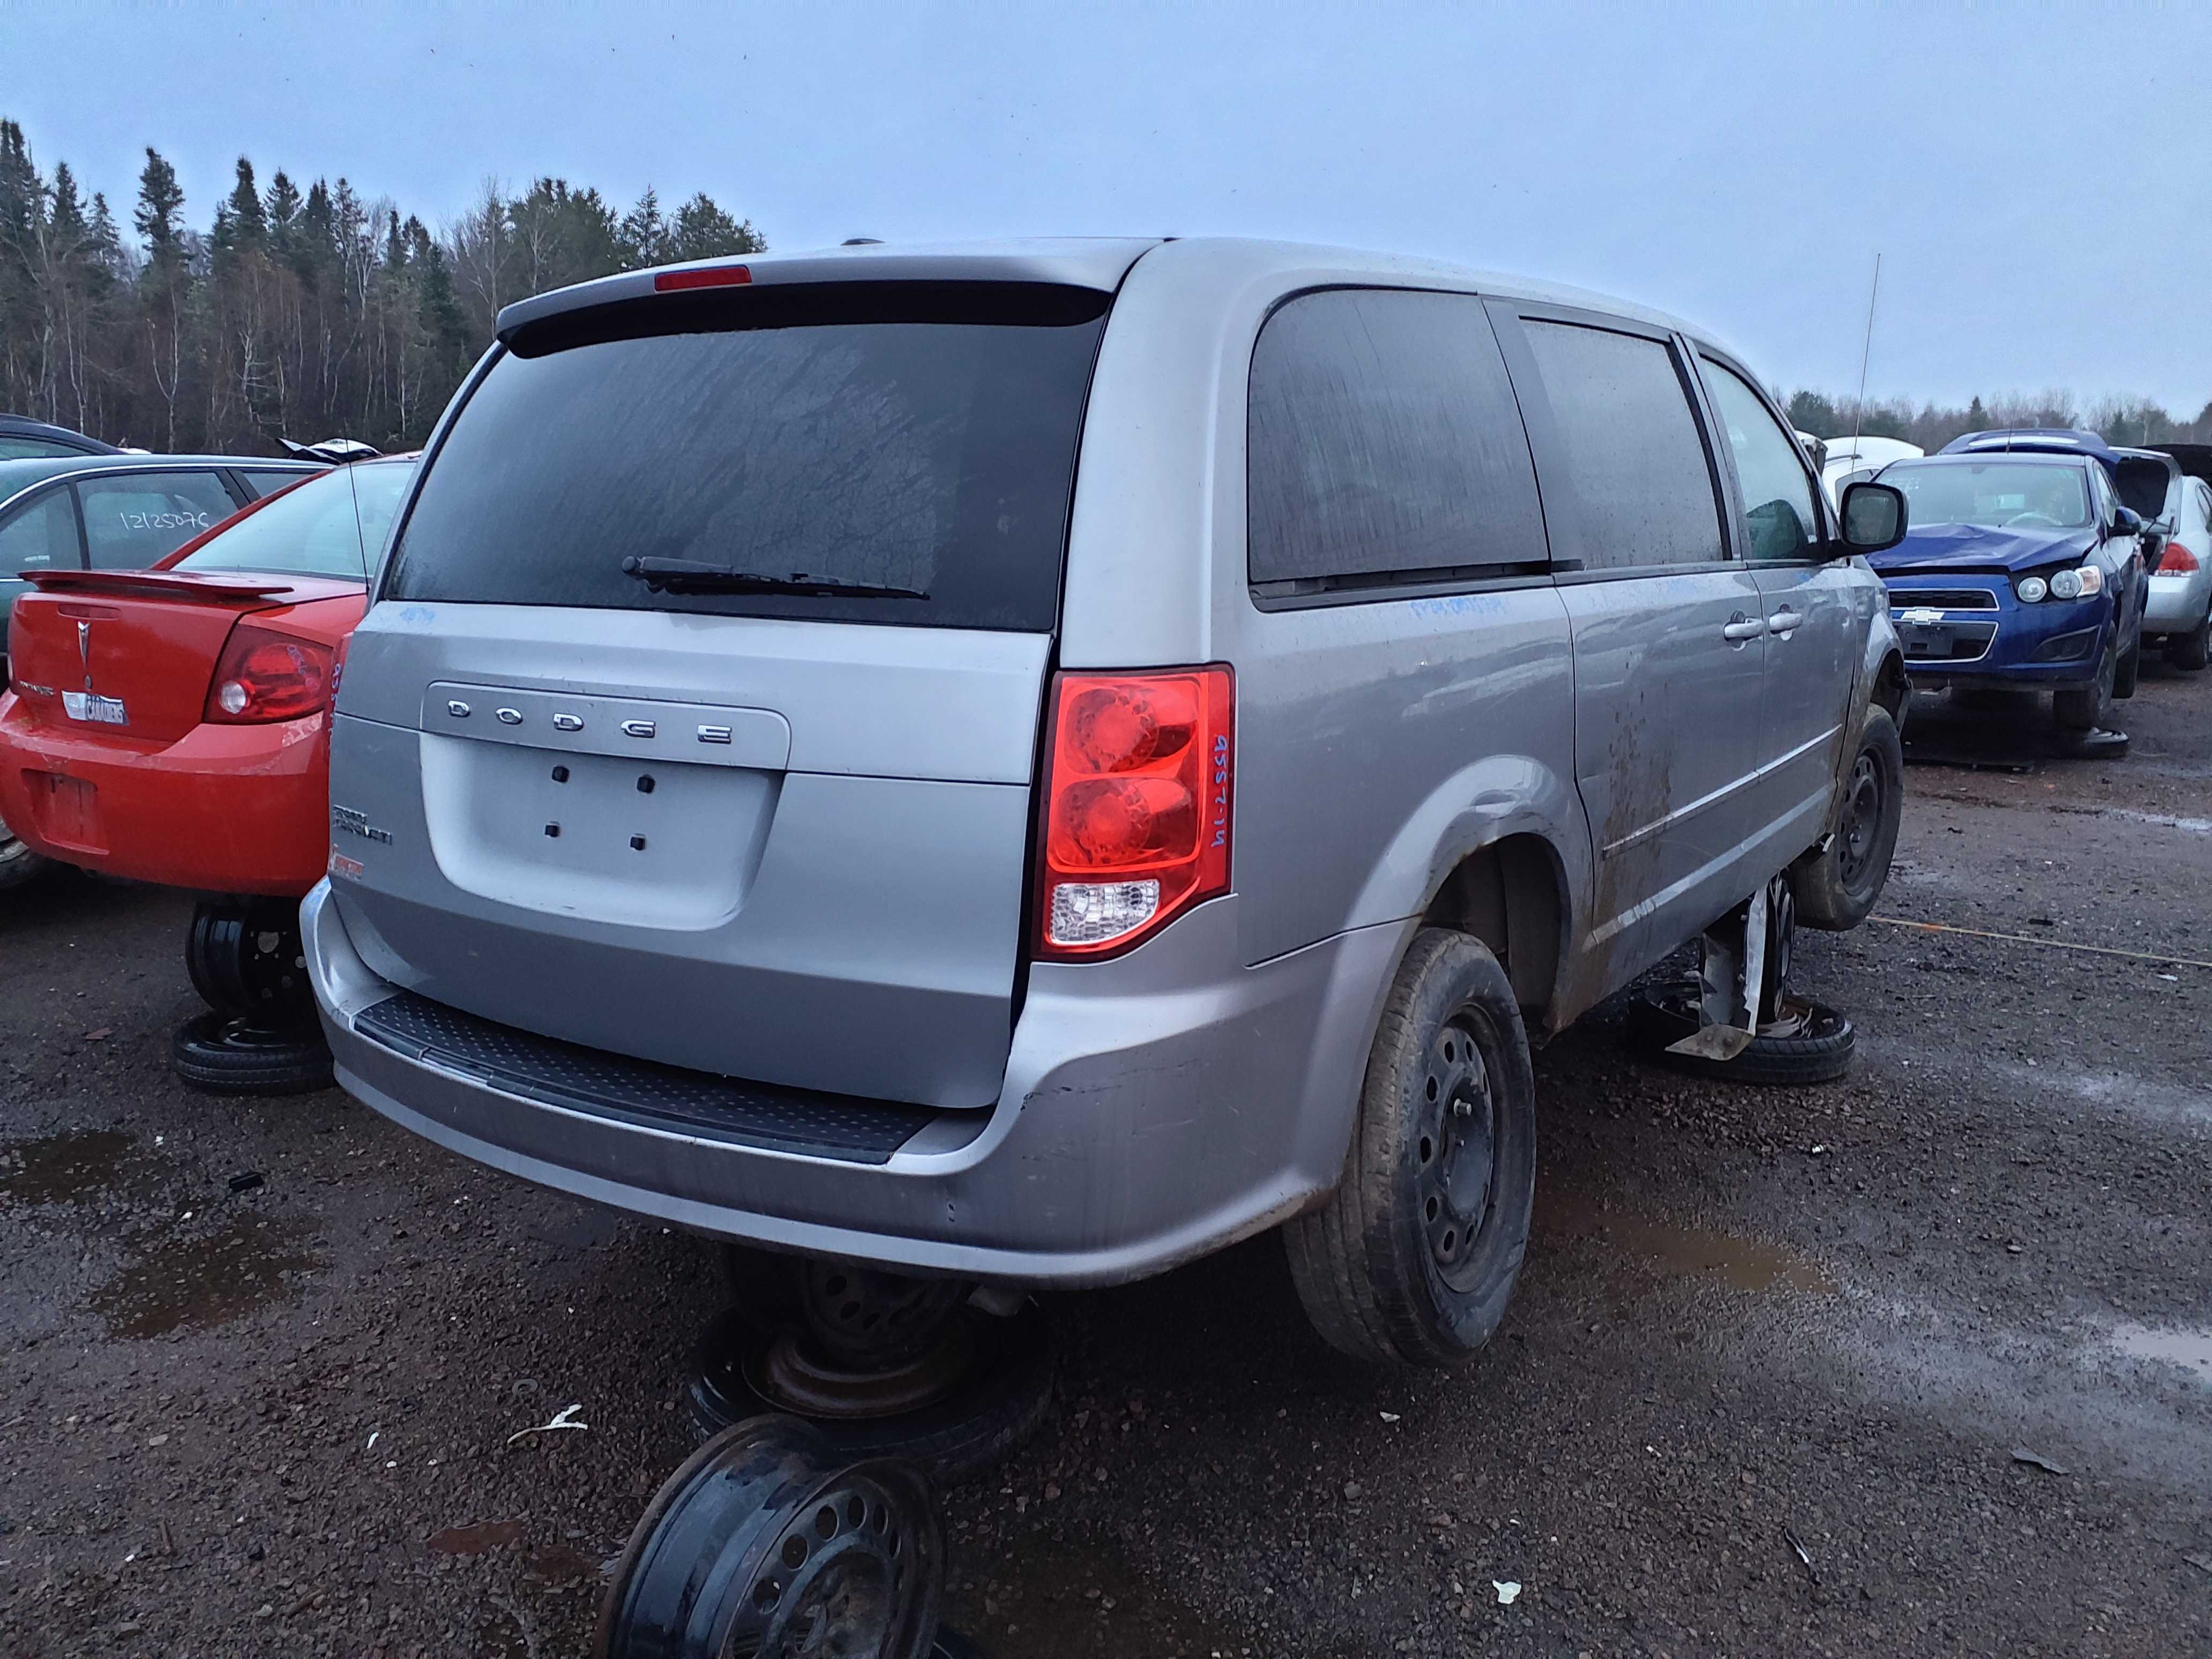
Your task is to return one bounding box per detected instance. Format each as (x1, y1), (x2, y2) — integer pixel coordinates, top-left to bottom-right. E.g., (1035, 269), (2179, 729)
(308, 238), (1908, 1366)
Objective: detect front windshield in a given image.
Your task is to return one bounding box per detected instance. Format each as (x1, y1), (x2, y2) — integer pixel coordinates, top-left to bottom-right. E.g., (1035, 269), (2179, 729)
(176, 461), (414, 580)
(1881, 460), (2091, 531)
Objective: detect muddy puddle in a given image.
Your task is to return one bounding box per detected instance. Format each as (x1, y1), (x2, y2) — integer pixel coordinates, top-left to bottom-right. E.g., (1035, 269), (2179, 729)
(91, 1214), (323, 1339)
(1539, 1189), (1836, 1294)
(2108, 1323), (2212, 1385)
(944, 1531), (1236, 1659)
(0, 1128), (138, 1205)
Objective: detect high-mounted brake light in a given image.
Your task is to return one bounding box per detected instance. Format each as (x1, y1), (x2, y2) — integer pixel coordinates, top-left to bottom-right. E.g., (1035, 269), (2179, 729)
(2159, 540), (2201, 575)
(1035, 666), (1233, 960)
(654, 264), (752, 293)
(204, 621), (335, 724)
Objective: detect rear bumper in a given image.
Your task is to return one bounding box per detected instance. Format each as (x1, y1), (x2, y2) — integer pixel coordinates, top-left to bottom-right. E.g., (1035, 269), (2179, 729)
(305, 880), (1402, 1288)
(0, 696), (328, 895)
(2144, 571), (2210, 633)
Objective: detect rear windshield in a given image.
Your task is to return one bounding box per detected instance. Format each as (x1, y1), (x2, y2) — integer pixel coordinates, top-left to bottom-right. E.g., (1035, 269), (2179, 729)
(384, 286), (1108, 631)
(177, 461), (413, 580)
(1882, 460), (2091, 530)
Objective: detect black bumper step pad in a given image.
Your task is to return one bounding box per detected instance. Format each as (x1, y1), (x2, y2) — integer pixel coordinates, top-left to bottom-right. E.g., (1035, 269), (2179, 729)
(355, 990), (942, 1165)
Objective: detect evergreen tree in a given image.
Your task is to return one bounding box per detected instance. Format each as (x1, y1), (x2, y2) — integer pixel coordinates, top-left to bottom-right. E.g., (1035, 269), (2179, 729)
(667, 192), (763, 263)
(0, 116), (772, 451)
(618, 185), (666, 267)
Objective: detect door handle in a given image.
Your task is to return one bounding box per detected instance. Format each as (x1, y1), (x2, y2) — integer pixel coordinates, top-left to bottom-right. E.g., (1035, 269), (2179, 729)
(1722, 615), (1767, 642)
(1767, 608), (1805, 636)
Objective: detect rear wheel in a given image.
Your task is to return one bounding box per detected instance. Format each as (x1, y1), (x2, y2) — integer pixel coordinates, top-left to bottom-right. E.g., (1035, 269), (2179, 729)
(2052, 636), (2117, 733)
(1791, 705), (1903, 931)
(2172, 608), (2211, 672)
(1284, 928), (1537, 1367)
(0, 810), (50, 891)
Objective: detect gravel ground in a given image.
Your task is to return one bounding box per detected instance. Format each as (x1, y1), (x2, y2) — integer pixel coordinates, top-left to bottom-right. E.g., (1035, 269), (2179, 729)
(3, 662), (2207, 1658)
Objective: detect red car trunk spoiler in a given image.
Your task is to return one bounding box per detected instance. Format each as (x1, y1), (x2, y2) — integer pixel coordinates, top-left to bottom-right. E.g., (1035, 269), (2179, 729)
(19, 569), (300, 602)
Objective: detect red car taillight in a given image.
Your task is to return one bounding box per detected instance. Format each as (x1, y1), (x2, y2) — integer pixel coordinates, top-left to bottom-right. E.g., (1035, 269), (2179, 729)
(2159, 540), (2201, 574)
(1035, 666), (1233, 960)
(204, 621), (335, 724)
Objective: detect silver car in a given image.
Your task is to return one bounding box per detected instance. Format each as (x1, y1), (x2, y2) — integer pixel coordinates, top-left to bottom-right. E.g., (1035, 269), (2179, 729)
(2140, 445), (2212, 670)
(306, 238), (1907, 1365)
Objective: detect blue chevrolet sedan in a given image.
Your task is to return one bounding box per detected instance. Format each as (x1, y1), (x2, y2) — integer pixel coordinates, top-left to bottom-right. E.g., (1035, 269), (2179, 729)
(1870, 447), (2149, 733)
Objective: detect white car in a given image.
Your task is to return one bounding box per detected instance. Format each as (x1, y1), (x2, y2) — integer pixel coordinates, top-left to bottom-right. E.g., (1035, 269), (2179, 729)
(1822, 435), (1924, 505)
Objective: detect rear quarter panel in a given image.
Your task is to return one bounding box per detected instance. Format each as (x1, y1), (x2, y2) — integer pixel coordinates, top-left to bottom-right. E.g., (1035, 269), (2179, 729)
(1060, 242), (1591, 993)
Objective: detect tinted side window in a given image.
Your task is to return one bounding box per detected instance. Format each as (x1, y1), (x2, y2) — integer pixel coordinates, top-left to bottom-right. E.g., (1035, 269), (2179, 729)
(1520, 320), (1723, 570)
(74, 471), (238, 567)
(1247, 289), (1546, 590)
(1702, 360), (1822, 562)
(0, 436), (84, 460)
(0, 488), (81, 570)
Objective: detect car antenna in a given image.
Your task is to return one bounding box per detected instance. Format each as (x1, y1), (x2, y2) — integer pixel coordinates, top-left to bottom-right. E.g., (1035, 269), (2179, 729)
(1849, 252), (1881, 457)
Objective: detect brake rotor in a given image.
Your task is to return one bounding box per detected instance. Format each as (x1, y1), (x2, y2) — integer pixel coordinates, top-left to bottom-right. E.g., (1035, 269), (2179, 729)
(751, 1319), (980, 1419)
(596, 1415), (943, 1659)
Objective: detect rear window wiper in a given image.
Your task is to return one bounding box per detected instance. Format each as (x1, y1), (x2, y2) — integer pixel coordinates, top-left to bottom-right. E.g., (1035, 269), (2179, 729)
(620, 556), (928, 600)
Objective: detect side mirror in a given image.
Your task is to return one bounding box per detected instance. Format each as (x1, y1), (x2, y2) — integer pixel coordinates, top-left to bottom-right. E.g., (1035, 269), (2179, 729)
(2110, 506), (2144, 539)
(1837, 481), (1907, 555)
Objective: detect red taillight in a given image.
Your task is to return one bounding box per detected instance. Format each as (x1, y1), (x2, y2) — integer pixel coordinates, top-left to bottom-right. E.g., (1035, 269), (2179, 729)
(653, 264), (752, 292)
(2159, 540), (2201, 574)
(203, 622), (335, 724)
(1036, 666), (1232, 960)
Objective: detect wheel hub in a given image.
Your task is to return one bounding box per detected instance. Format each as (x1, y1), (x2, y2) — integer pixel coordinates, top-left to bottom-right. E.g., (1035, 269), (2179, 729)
(1837, 753), (1881, 884)
(1418, 1018), (1498, 1284)
(751, 1319), (979, 1419)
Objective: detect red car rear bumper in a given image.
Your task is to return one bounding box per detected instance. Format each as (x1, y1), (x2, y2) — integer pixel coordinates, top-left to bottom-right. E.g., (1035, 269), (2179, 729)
(0, 690), (330, 897)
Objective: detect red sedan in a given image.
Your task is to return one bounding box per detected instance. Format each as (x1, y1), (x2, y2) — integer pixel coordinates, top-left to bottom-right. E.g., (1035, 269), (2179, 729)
(0, 457), (414, 1088)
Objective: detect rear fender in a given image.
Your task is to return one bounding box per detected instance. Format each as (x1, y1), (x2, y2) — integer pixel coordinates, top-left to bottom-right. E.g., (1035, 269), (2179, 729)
(1343, 754), (1590, 1028)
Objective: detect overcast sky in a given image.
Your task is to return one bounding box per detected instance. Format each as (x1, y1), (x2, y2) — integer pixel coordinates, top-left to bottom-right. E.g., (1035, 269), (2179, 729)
(8, 3), (2210, 411)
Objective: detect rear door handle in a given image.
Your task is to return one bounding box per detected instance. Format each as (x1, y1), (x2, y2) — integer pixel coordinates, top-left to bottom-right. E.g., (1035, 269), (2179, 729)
(1722, 615), (1767, 642)
(1767, 608), (1805, 636)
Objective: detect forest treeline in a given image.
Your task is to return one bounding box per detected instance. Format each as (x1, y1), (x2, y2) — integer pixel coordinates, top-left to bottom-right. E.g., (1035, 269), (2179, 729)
(0, 118), (763, 455)
(1784, 388), (2212, 454)
(7, 116), (2208, 464)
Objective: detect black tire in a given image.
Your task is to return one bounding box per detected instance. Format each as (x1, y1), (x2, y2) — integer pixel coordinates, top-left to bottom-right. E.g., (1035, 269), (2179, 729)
(1626, 987), (1856, 1086)
(1791, 704), (1903, 932)
(185, 898), (317, 1024)
(595, 1416), (943, 1659)
(0, 810), (50, 891)
(2114, 638), (2141, 699)
(170, 1012), (335, 1096)
(1283, 928), (1537, 1367)
(2172, 608), (2211, 672)
(2052, 636), (2116, 733)
(686, 1304), (1054, 1489)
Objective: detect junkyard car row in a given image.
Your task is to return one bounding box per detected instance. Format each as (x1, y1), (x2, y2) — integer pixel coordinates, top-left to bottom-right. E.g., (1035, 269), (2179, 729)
(3, 237), (2209, 1656)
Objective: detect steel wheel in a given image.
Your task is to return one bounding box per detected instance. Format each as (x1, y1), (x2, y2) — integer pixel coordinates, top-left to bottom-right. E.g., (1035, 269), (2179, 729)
(597, 1416), (942, 1659)
(186, 899), (315, 1025)
(1833, 751), (1885, 890)
(1415, 1013), (1504, 1295)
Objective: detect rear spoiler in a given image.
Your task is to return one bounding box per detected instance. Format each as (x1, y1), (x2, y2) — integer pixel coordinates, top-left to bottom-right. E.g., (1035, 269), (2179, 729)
(493, 240), (1160, 346)
(19, 569), (299, 602)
